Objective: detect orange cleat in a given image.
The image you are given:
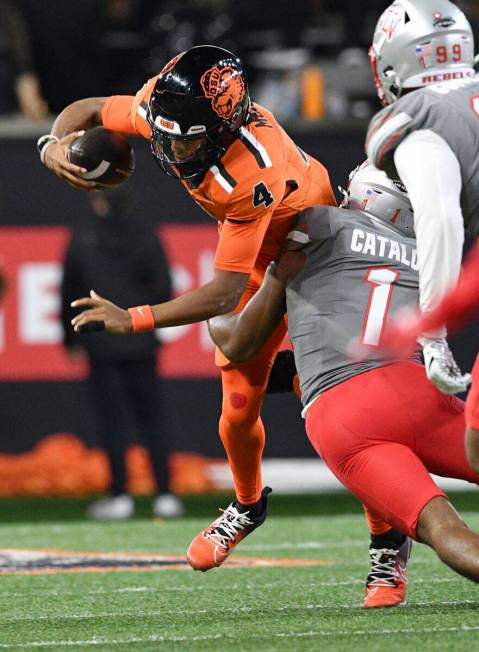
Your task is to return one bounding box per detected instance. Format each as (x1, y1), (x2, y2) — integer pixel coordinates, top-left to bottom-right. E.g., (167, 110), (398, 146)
(187, 487), (271, 571)
(364, 537), (412, 608)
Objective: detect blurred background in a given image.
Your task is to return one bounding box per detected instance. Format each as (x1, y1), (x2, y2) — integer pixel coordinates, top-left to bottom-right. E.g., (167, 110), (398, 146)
(0, 0), (478, 502)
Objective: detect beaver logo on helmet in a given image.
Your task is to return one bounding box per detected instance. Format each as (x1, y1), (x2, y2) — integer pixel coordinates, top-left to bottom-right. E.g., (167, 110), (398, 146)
(200, 66), (245, 119)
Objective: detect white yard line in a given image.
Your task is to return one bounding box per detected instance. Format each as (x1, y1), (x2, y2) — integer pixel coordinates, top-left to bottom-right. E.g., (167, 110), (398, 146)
(0, 575), (463, 600)
(241, 540), (363, 550)
(1, 598), (478, 624)
(1, 625), (479, 648)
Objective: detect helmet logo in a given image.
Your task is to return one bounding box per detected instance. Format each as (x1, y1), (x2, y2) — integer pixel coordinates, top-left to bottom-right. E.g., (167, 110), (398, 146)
(200, 66), (245, 119)
(159, 117), (175, 130)
(153, 114), (182, 134)
(377, 6), (406, 41)
(416, 43), (433, 69)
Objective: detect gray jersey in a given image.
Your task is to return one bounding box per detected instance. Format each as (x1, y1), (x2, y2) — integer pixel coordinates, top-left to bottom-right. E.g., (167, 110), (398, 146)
(286, 206), (419, 409)
(366, 76), (479, 240)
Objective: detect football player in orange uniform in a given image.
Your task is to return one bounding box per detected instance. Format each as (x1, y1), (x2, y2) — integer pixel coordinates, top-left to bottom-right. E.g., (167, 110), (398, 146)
(39, 45), (396, 581)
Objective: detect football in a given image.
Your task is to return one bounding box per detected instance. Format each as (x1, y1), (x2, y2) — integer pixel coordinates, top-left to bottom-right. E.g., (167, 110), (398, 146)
(68, 127), (135, 187)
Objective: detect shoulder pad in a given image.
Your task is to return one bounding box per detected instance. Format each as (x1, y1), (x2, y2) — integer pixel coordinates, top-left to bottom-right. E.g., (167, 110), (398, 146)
(366, 106), (413, 170)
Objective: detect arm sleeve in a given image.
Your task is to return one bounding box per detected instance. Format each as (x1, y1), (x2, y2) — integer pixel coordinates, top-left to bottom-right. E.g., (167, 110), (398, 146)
(101, 96), (139, 135)
(100, 76), (157, 138)
(394, 129), (464, 339)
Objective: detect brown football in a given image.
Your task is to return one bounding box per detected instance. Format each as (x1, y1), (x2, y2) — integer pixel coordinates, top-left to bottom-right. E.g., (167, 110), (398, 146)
(68, 127), (135, 187)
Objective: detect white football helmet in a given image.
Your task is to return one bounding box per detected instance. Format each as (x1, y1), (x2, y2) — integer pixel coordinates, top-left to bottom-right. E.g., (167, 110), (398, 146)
(341, 161), (414, 236)
(370, 0), (475, 105)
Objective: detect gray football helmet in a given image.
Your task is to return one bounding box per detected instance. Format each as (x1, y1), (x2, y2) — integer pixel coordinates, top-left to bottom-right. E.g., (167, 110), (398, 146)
(370, 0), (475, 105)
(341, 161), (414, 236)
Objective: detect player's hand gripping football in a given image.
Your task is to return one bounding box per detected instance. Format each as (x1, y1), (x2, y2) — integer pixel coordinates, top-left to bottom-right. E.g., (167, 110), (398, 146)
(42, 132), (96, 191)
(421, 338), (471, 395)
(71, 290), (133, 334)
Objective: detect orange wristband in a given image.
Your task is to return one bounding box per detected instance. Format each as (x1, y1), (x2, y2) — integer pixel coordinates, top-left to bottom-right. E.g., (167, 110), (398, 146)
(128, 305), (155, 332)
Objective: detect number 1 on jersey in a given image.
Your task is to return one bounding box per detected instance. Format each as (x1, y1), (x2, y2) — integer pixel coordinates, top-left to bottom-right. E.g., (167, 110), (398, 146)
(361, 268), (400, 347)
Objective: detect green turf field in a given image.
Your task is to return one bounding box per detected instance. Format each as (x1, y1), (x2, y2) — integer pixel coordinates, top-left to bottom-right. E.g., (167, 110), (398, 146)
(0, 491), (478, 651)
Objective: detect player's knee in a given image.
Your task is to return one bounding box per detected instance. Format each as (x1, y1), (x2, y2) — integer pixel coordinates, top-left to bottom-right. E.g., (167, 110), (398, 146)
(221, 410), (260, 431)
(221, 394), (261, 429)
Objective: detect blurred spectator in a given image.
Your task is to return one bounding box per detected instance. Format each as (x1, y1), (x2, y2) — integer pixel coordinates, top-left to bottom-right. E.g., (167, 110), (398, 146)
(61, 188), (184, 520)
(2, 1), (475, 124)
(101, 0), (155, 94)
(0, 0), (48, 120)
(19, 0), (107, 113)
(145, 0), (235, 76)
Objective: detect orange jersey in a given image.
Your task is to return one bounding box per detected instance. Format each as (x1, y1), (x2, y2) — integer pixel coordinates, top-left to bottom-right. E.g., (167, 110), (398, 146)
(101, 77), (336, 273)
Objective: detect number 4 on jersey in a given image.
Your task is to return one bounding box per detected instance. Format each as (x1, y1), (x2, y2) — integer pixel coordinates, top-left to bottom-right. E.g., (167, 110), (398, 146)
(253, 181), (274, 208)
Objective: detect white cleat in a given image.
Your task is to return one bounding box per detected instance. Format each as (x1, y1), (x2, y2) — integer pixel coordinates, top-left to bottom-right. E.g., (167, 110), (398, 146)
(86, 494), (135, 521)
(153, 493), (185, 519)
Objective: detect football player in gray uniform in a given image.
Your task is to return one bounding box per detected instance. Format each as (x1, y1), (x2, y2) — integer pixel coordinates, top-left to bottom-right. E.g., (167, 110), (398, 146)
(365, 0), (477, 395)
(208, 162), (479, 607)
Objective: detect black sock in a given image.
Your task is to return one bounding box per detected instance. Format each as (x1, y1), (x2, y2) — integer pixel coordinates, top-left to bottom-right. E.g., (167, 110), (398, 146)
(370, 528), (406, 550)
(236, 497), (263, 517)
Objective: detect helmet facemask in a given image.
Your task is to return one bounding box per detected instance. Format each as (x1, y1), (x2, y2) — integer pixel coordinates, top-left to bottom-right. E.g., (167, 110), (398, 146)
(369, 46), (403, 106)
(148, 117), (235, 180)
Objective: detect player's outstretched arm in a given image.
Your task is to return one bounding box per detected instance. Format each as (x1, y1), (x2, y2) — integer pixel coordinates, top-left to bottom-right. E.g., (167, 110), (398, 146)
(51, 98), (106, 138)
(71, 269), (250, 335)
(41, 98), (108, 191)
(208, 262), (287, 363)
